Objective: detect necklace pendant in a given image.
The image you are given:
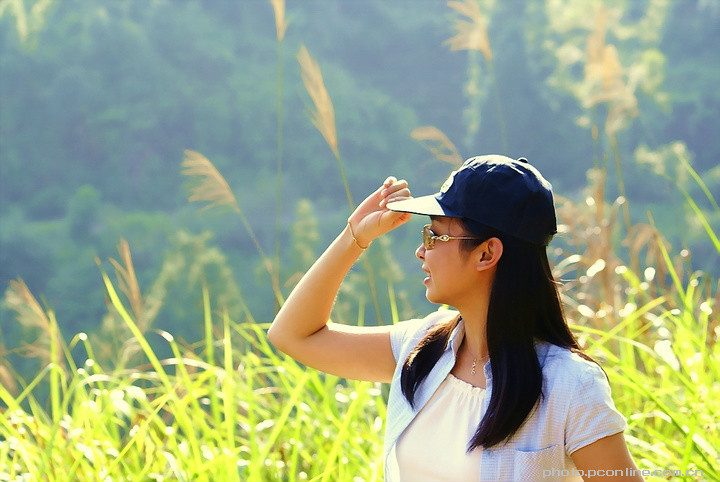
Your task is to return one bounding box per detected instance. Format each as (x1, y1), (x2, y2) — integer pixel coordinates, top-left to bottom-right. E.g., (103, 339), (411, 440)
(471, 358), (477, 375)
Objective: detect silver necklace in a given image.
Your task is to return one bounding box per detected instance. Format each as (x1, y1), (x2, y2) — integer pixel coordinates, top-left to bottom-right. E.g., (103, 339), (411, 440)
(470, 355), (489, 375)
(466, 345), (489, 375)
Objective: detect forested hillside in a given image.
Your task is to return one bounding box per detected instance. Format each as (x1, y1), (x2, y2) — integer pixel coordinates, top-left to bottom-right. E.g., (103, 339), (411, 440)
(2, 1), (720, 480)
(1, 0), (718, 358)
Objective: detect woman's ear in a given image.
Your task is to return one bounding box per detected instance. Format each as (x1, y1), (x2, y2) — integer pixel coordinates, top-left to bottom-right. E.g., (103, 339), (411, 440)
(476, 237), (503, 271)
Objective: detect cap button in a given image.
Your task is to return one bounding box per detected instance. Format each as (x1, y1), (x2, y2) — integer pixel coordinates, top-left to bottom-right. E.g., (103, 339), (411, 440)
(517, 157), (528, 163)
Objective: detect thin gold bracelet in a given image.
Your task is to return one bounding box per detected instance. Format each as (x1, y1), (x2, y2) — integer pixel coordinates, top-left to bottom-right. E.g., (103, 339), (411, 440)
(347, 220), (370, 250)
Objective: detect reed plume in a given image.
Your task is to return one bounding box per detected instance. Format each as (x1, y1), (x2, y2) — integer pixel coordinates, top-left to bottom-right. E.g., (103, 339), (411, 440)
(297, 45), (387, 320)
(109, 238), (163, 333)
(0, 338), (17, 394)
(445, 0), (492, 62)
(579, 6), (638, 230)
(445, 0), (506, 150)
(269, 0), (288, 42)
(182, 150), (240, 214)
(297, 45), (340, 161)
(4, 279), (63, 369)
(583, 6), (638, 137)
(181, 150), (282, 305)
(411, 126), (463, 167)
(110, 239), (143, 322)
(0, 0), (53, 44)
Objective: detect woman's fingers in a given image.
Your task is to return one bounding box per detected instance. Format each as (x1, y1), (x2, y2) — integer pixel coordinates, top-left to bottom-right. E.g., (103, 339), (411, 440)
(379, 178), (410, 207)
(383, 176), (398, 187)
(381, 178), (408, 196)
(349, 176), (411, 241)
(379, 191), (410, 208)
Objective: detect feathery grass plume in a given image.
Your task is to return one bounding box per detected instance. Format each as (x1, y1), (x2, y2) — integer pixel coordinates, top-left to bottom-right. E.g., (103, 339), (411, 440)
(411, 126), (463, 167)
(582, 6), (638, 137)
(445, 0), (492, 62)
(0, 338), (17, 395)
(110, 239), (144, 325)
(108, 238), (164, 333)
(182, 150), (240, 214)
(4, 278), (64, 369)
(181, 151), (283, 306)
(297, 45), (386, 320)
(445, 0), (507, 150)
(0, 0), (54, 44)
(297, 45), (340, 161)
(586, 51), (637, 131)
(541, 0), (667, 137)
(580, 6), (637, 230)
(269, 0), (288, 42)
(4, 278), (65, 424)
(554, 168), (626, 330)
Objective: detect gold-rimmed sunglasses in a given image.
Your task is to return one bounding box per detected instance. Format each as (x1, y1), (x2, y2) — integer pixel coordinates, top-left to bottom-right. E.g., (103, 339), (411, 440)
(422, 224), (480, 250)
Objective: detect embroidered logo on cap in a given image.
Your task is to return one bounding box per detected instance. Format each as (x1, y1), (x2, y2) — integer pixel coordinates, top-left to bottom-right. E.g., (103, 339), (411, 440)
(440, 170), (458, 193)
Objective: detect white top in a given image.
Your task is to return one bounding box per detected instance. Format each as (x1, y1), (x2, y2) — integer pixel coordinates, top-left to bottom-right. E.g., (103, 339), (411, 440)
(384, 309), (627, 482)
(396, 373), (486, 482)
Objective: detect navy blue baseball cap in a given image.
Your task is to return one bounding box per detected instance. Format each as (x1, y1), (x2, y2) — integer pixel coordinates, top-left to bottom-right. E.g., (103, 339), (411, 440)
(387, 155), (557, 245)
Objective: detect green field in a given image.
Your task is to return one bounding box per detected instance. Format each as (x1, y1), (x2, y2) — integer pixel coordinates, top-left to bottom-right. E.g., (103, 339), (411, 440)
(1, 1), (718, 480)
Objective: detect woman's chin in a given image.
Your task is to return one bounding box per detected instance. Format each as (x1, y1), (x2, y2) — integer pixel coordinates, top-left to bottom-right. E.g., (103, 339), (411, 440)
(424, 289), (441, 304)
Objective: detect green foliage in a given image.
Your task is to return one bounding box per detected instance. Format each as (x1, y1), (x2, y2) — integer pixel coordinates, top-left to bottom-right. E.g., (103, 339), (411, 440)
(1, 1), (719, 480)
(287, 199), (320, 275)
(67, 185), (101, 242)
(1, 0), (718, 335)
(1, 279), (387, 481)
(1, 209), (718, 480)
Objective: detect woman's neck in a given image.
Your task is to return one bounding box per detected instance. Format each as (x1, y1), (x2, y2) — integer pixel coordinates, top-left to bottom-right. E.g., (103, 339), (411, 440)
(458, 307), (489, 359)
(455, 269), (493, 359)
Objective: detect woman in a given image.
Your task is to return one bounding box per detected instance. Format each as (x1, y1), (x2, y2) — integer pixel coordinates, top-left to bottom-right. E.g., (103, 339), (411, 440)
(268, 155), (643, 481)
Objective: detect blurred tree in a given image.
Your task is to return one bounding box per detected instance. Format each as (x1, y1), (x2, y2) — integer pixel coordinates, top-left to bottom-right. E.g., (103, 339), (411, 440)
(67, 184), (101, 242)
(0, 209), (55, 295)
(0, 0), (718, 361)
(151, 230), (243, 339)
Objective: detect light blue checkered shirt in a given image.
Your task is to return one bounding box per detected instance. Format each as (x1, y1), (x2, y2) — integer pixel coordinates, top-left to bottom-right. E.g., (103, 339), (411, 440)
(384, 309), (627, 482)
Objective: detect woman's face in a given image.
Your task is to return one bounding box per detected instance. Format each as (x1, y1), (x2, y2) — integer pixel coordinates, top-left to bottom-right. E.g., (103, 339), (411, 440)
(415, 217), (482, 307)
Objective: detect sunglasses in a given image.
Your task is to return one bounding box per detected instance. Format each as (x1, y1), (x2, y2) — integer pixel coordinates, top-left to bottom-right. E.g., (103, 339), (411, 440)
(422, 224), (480, 250)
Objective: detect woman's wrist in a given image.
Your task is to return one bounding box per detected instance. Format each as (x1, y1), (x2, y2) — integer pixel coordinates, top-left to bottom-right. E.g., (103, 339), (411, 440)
(347, 219), (371, 250)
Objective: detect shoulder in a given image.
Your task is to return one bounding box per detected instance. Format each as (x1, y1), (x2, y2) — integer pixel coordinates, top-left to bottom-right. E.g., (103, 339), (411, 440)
(535, 342), (608, 391)
(389, 308), (458, 362)
(534, 344), (630, 454)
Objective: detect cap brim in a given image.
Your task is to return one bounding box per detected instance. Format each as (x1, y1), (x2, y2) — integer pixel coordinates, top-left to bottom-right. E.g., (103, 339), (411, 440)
(386, 195), (452, 217)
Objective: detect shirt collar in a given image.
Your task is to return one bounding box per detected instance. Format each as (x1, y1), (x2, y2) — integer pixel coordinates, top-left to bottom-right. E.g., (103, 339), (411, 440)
(449, 315), (464, 355)
(447, 316), (493, 381)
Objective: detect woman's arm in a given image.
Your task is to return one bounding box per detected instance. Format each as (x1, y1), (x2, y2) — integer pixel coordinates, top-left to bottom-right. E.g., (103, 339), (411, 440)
(267, 176), (412, 383)
(570, 433), (644, 482)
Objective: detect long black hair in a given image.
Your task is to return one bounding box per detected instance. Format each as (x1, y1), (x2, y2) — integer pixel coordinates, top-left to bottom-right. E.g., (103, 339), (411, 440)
(400, 218), (596, 451)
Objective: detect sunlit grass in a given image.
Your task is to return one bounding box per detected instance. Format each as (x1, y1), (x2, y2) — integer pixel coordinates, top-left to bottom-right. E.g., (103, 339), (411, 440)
(1, 2), (717, 481)
(2, 182), (717, 480)
(1, 278), (387, 482)
(571, 264), (719, 480)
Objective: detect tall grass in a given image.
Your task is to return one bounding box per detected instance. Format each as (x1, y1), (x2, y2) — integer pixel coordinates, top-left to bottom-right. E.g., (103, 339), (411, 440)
(445, 0), (507, 152)
(2, 2), (718, 481)
(551, 157), (719, 481)
(1, 274), (387, 482)
(270, 0), (288, 315)
(2, 173), (715, 480)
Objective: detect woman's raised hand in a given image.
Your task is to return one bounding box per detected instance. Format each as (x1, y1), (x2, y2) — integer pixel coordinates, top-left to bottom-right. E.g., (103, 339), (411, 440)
(268, 176), (412, 383)
(347, 176), (412, 248)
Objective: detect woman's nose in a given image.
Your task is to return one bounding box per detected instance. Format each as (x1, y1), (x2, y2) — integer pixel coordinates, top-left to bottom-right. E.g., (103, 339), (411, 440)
(415, 243), (425, 260)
